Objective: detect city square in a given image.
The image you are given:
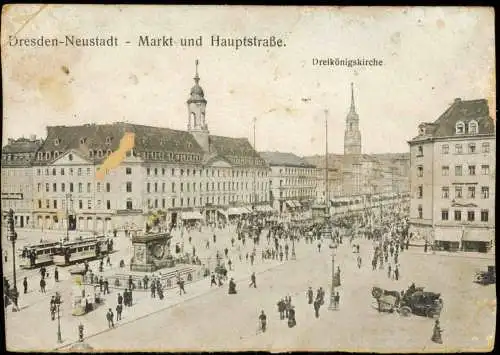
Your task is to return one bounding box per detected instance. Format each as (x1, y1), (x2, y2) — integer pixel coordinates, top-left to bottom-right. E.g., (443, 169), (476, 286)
(1, 5), (496, 353)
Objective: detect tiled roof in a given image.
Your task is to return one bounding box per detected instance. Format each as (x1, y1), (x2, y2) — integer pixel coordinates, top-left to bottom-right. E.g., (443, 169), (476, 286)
(35, 123), (205, 165)
(2, 138), (43, 166)
(259, 151), (316, 168)
(209, 135), (267, 167)
(411, 98), (495, 141)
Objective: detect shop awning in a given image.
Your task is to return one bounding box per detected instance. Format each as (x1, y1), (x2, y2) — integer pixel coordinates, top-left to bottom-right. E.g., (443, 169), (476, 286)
(285, 200), (294, 208)
(462, 229), (493, 242)
(217, 209), (227, 217)
(294, 200), (301, 207)
(434, 228), (461, 242)
(242, 207), (253, 213)
(227, 207), (241, 215)
(180, 211), (203, 220)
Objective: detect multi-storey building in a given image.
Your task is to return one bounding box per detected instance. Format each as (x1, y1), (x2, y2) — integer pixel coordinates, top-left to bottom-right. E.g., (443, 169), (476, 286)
(408, 98), (495, 252)
(1, 136), (43, 227)
(7, 61), (270, 233)
(259, 151), (316, 214)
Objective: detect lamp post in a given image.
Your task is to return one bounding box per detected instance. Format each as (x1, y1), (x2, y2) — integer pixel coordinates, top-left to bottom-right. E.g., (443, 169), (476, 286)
(6, 209), (19, 311)
(56, 294), (63, 343)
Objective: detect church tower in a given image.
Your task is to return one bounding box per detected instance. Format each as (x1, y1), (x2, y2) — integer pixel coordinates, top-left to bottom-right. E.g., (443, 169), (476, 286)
(187, 59), (210, 152)
(344, 82), (362, 155)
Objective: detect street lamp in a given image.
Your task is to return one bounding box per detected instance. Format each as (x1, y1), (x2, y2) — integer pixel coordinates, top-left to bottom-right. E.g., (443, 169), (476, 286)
(6, 209), (19, 312)
(55, 293), (63, 343)
(322, 220), (338, 311)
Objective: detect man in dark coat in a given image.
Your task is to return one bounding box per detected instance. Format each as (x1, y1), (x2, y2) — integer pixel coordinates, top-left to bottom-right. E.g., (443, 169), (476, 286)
(307, 287), (314, 304)
(313, 299), (321, 318)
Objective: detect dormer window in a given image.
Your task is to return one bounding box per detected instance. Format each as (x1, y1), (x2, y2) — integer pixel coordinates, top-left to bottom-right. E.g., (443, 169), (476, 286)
(80, 137), (87, 145)
(54, 151), (59, 159)
(418, 126), (425, 135)
(45, 152), (50, 159)
(468, 120), (478, 134)
(455, 121), (465, 134)
(54, 138), (60, 146)
(97, 150), (103, 158)
(68, 153), (73, 161)
(89, 150), (94, 158)
(38, 152), (43, 159)
(105, 136), (112, 145)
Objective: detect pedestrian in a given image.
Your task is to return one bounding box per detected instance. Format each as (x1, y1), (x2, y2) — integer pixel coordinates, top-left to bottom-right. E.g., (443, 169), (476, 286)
(307, 287), (314, 304)
(228, 259), (232, 271)
(357, 255), (362, 269)
(279, 251), (283, 262)
(128, 275), (133, 290)
(106, 255), (111, 266)
(54, 267), (59, 282)
(431, 319), (443, 344)
(150, 282), (156, 298)
(259, 310), (267, 333)
(287, 306), (296, 328)
(116, 303), (123, 321)
(178, 278), (186, 295)
(99, 260), (104, 272)
(117, 293), (123, 305)
(394, 265), (399, 281)
(277, 298), (285, 320)
(250, 253), (255, 266)
(3, 250), (7, 263)
(143, 275), (149, 290)
(210, 273), (217, 287)
(334, 292), (340, 308)
(40, 277), (46, 293)
(106, 308), (114, 328)
(388, 264), (392, 279)
(50, 296), (56, 320)
(249, 272), (257, 288)
(313, 298), (320, 318)
(317, 242), (321, 253)
(213, 234), (217, 243)
(23, 277), (28, 294)
(103, 279), (109, 294)
(128, 288), (133, 306)
(224, 248), (228, 258)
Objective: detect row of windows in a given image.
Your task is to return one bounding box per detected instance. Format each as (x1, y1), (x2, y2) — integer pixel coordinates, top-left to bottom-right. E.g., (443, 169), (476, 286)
(416, 205), (489, 222)
(416, 141), (490, 157)
(146, 181), (267, 193)
(145, 167), (267, 178)
(37, 199), (111, 210)
(2, 153), (34, 161)
(455, 120), (478, 135)
(441, 209), (489, 222)
(37, 182), (111, 193)
(146, 194), (263, 209)
(441, 164), (489, 177)
(416, 185), (490, 199)
(141, 151), (201, 162)
(279, 178), (316, 186)
(442, 142), (490, 155)
(278, 168), (316, 176)
(36, 167), (95, 177)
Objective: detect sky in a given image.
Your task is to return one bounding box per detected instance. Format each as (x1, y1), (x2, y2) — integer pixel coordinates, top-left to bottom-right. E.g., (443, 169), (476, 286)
(1, 5), (495, 156)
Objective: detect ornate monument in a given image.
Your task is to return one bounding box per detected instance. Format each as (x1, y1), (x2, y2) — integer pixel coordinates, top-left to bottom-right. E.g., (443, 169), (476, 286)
(130, 225), (173, 272)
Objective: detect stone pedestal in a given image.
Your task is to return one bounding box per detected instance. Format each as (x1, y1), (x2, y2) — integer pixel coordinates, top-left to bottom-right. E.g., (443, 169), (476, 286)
(311, 204), (328, 224)
(130, 232), (173, 272)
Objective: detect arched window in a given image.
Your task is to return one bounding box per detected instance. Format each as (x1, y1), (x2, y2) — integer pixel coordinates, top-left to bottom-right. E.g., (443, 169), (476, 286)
(105, 136), (112, 144)
(89, 150), (94, 158)
(54, 151), (59, 159)
(455, 121), (465, 134)
(97, 150), (102, 158)
(54, 138), (60, 146)
(45, 152), (50, 159)
(468, 120), (478, 134)
(80, 137), (87, 144)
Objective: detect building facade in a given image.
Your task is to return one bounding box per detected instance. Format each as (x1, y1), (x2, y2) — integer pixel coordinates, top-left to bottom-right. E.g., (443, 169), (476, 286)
(1, 136), (43, 227)
(3, 61), (270, 233)
(259, 151), (316, 214)
(408, 98), (495, 252)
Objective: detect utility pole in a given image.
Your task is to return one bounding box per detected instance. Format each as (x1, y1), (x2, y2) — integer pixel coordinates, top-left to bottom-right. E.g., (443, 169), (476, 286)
(325, 109), (329, 213)
(253, 117), (257, 209)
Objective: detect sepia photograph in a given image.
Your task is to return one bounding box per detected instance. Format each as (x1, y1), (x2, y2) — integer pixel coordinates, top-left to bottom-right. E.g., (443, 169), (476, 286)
(1, 5), (495, 352)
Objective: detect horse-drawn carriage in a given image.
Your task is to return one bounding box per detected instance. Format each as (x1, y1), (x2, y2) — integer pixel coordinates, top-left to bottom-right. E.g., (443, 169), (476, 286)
(474, 266), (496, 285)
(372, 284), (443, 318)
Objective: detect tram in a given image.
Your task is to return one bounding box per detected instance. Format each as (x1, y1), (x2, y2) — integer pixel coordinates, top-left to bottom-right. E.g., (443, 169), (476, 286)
(19, 242), (60, 269)
(52, 236), (113, 267)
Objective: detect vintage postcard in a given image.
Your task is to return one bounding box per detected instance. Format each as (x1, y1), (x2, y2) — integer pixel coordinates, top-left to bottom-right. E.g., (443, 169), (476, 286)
(1, 5), (495, 353)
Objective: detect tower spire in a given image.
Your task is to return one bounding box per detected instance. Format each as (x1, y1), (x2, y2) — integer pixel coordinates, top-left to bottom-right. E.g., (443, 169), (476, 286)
(350, 82), (356, 113)
(194, 59), (200, 84)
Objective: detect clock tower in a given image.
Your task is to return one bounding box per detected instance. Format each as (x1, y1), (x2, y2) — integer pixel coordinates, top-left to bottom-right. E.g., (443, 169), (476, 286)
(344, 82), (362, 155)
(187, 59), (210, 152)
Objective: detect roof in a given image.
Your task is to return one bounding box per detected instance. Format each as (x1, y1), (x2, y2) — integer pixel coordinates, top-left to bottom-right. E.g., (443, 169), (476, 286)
(411, 98), (495, 141)
(1, 137), (43, 166)
(34, 123), (205, 165)
(259, 151), (316, 168)
(209, 135), (267, 167)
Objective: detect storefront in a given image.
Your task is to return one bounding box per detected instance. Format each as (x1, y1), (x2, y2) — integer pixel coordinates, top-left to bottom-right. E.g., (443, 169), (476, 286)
(433, 228), (461, 252)
(461, 229), (493, 253)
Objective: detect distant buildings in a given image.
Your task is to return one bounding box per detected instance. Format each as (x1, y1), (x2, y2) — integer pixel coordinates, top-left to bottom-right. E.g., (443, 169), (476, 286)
(259, 151), (316, 214)
(408, 98), (495, 252)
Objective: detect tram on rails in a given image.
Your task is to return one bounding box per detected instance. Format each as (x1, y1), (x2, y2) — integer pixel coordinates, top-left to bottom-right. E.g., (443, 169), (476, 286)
(19, 242), (60, 269)
(52, 236), (114, 267)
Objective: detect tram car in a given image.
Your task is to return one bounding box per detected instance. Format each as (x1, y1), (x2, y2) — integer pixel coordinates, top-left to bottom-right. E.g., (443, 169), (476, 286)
(19, 242), (60, 269)
(52, 237), (113, 266)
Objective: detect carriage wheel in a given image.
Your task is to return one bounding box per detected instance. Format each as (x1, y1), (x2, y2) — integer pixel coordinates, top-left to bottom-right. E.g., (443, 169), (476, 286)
(399, 306), (411, 317)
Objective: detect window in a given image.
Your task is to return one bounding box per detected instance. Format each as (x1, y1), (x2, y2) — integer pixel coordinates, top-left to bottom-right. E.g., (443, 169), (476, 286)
(417, 166), (423, 177)
(455, 121), (465, 134)
(468, 165), (476, 176)
(482, 142), (490, 153)
(126, 167), (132, 175)
(162, 183), (165, 192)
(441, 209), (449, 221)
(70, 183), (74, 192)
(78, 183), (82, 193)
(45, 183), (49, 192)
(455, 186), (462, 198)
(455, 165), (462, 176)
(172, 198), (176, 208)
(96, 200), (101, 209)
(53, 183), (57, 192)
(481, 210), (489, 222)
(180, 198), (183, 207)
(481, 165), (490, 175)
(468, 120), (478, 134)
(53, 200), (58, 209)
(126, 182), (132, 193)
(97, 183), (101, 192)
(79, 200), (83, 209)
(481, 186), (489, 199)
(37, 169), (41, 176)
(154, 168), (158, 176)
(468, 143), (476, 154)
(60, 168), (65, 176)
(87, 183), (91, 193)
(147, 168), (150, 176)
(455, 144), (463, 154)
(52, 168), (56, 176)
(180, 183), (184, 192)
(467, 186), (475, 199)
(442, 187), (449, 199)
(106, 136), (112, 144)
(442, 166), (449, 176)
(147, 183), (151, 193)
(86, 168), (91, 176)
(37, 183), (41, 192)
(77, 168), (81, 176)
(417, 205), (423, 219)
(454, 210), (461, 221)
(172, 182), (175, 192)
(154, 199), (158, 208)
(417, 185), (423, 199)
(69, 168), (73, 176)
(162, 199), (165, 208)
(106, 183), (111, 192)
(467, 210), (475, 221)
(106, 200), (111, 209)
(441, 144), (449, 154)
(61, 183), (65, 192)
(38, 200), (42, 209)
(126, 199), (132, 210)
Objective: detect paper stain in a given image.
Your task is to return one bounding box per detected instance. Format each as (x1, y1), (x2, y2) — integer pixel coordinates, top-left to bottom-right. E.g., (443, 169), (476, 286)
(37, 76), (73, 111)
(96, 132), (135, 181)
(61, 65), (70, 75)
(475, 298), (496, 313)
